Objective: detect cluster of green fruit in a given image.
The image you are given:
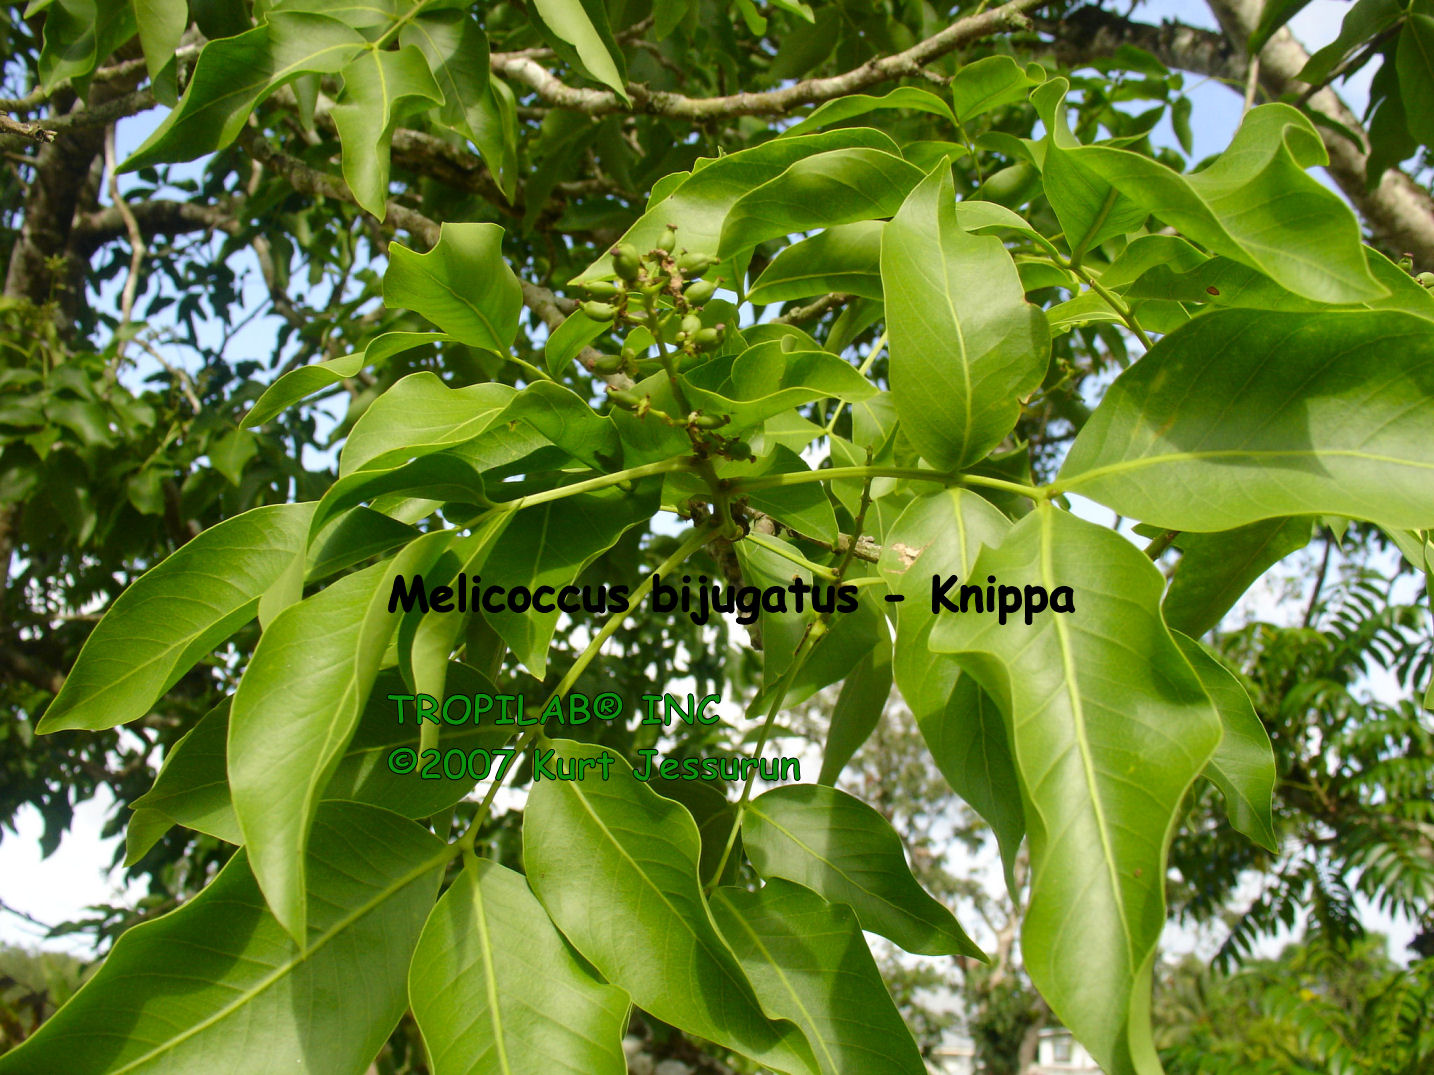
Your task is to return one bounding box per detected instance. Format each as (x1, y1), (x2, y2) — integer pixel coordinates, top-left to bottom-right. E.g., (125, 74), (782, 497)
(579, 225), (726, 384)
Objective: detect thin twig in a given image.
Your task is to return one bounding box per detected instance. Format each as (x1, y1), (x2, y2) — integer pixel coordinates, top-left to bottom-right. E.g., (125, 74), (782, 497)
(104, 124), (146, 361)
(136, 339), (202, 413)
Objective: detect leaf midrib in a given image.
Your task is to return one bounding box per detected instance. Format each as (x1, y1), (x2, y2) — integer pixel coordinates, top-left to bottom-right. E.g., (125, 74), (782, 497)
(1058, 446), (1434, 494)
(112, 844), (448, 1073)
(1037, 503), (1135, 974)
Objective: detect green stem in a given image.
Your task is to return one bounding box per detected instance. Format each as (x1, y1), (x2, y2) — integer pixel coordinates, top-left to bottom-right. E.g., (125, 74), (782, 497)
(456, 524), (714, 851)
(507, 354), (555, 383)
(823, 330), (887, 436)
(1143, 528), (1180, 560)
(734, 465), (1048, 502)
(1031, 234), (1154, 351)
(489, 456), (691, 513)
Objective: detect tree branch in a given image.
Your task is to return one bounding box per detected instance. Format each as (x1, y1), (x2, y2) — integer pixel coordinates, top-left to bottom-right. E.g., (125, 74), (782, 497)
(491, 0), (1052, 118)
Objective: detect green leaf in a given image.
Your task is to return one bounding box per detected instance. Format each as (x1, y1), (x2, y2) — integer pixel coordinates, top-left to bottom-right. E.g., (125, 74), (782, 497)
(401, 10), (516, 200)
(1171, 95), (1193, 155)
(748, 221), (885, 306)
(743, 783), (984, 958)
(305, 508), (417, 583)
(339, 373), (515, 477)
(573, 128), (901, 281)
(0, 802), (444, 1075)
(1122, 246), (1434, 321)
(929, 505), (1221, 1075)
(783, 87), (955, 138)
(732, 536), (881, 706)
(498, 381), (622, 472)
(410, 859), (629, 1075)
(952, 55), (1044, 123)
(265, 0), (407, 28)
(320, 665), (512, 818)
(133, 0), (186, 84)
(126, 663), (508, 861)
(1066, 104), (1386, 304)
(1031, 83), (1150, 260)
(241, 332), (451, 429)
(1174, 633), (1279, 851)
(1250, 0), (1315, 52)
(476, 483), (658, 678)
(880, 489), (1025, 881)
(710, 880), (926, 1075)
(769, 0), (815, 22)
(718, 148), (925, 259)
(37, 0), (135, 92)
(384, 222), (523, 352)
(1397, 15), (1434, 146)
(39, 503), (316, 733)
(816, 647), (892, 787)
(651, 779), (744, 888)
(229, 531), (451, 940)
(881, 165), (1048, 469)
(123, 13), (366, 172)
(1298, 0), (1402, 85)
(125, 699), (241, 866)
(531, 0), (628, 100)
(332, 46), (443, 218)
(524, 740), (820, 1075)
(543, 308), (607, 376)
(638, 342), (874, 437)
(1163, 518), (1313, 637)
(1056, 309), (1434, 532)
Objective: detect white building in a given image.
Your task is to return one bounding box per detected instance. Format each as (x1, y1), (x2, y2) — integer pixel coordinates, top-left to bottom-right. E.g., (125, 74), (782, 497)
(927, 1027), (1101, 1074)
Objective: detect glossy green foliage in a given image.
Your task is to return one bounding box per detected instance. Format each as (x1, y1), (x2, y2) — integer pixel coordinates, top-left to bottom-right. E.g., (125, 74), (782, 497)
(0, 803), (444, 1074)
(409, 860), (630, 1075)
(14, 4), (1434, 1074)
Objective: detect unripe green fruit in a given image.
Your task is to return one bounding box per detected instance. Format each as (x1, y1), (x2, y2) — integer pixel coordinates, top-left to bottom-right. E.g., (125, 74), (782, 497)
(681, 313), (703, 336)
(591, 353), (625, 374)
(657, 225), (678, 253)
(1418, 271), (1434, 289)
(609, 389), (641, 410)
(727, 440), (753, 461)
(694, 325), (723, 349)
(683, 278), (717, 305)
(612, 242), (642, 281)
(581, 301), (617, 322)
(582, 280), (621, 298)
(690, 412), (727, 429)
(677, 251), (716, 277)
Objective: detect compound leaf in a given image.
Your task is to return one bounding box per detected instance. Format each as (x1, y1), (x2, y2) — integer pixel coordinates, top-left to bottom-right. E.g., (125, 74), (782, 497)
(524, 740), (820, 1075)
(744, 783), (984, 959)
(0, 802), (444, 1075)
(40, 503), (316, 733)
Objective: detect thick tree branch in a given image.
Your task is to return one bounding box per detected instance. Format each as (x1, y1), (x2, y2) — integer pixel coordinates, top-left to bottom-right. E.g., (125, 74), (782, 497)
(71, 199), (237, 255)
(0, 114), (55, 143)
(1036, 8), (1247, 85)
(492, 0), (1052, 117)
